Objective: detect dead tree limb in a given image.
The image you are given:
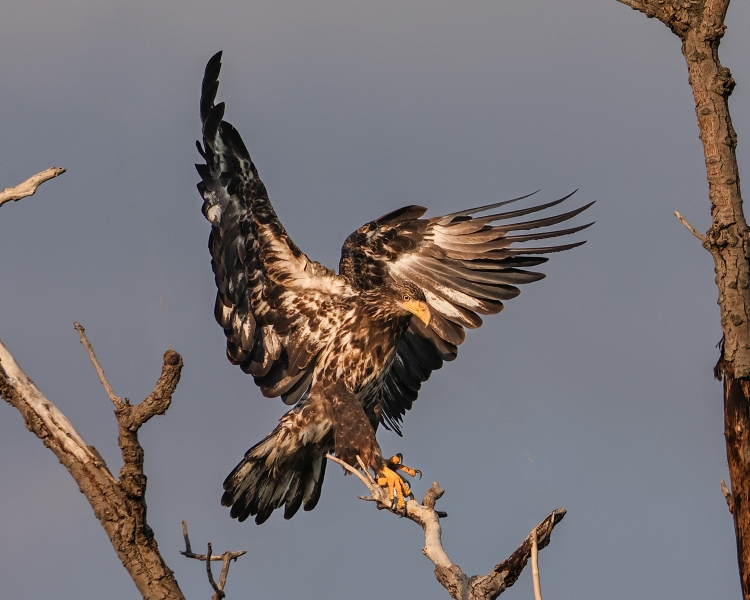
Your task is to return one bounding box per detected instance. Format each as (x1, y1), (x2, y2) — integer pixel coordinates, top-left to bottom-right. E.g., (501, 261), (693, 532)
(615, 0), (750, 596)
(326, 454), (565, 600)
(0, 167), (66, 207)
(0, 329), (186, 600)
(181, 522), (246, 600)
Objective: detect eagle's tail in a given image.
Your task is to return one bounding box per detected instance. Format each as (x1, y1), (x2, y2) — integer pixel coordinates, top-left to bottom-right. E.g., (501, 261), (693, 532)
(221, 404), (332, 525)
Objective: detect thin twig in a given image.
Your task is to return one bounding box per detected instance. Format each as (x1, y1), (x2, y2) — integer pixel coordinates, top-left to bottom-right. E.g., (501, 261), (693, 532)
(206, 543), (224, 600)
(73, 322), (123, 408)
(674, 211), (706, 243)
(357, 455), (379, 485)
(531, 528), (542, 600)
(326, 453), (374, 488)
(217, 553), (233, 593)
(0, 167), (66, 208)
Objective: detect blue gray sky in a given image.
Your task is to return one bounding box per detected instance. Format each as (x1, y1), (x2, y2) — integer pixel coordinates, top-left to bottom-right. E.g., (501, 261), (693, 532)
(2, 1), (748, 598)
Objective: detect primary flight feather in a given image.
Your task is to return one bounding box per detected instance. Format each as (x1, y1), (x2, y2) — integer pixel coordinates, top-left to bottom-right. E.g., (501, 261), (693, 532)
(196, 51), (592, 524)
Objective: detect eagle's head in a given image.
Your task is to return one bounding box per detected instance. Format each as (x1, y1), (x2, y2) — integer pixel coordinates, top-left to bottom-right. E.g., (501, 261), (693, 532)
(385, 281), (431, 326)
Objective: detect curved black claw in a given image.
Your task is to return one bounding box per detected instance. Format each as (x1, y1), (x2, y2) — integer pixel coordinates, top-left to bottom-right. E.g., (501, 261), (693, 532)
(414, 469), (422, 480)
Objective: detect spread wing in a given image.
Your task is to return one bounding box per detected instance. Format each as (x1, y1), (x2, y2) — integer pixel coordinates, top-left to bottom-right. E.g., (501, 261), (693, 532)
(197, 51), (352, 405)
(340, 193), (593, 433)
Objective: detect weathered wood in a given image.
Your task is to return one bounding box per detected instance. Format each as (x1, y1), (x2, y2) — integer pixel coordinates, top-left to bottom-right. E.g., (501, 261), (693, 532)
(0, 167), (65, 207)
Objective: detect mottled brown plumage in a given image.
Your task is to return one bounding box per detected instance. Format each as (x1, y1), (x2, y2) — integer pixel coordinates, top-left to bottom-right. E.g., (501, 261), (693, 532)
(197, 52), (592, 524)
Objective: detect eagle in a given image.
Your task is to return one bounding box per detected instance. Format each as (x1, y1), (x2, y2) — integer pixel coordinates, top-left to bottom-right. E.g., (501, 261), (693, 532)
(196, 52), (592, 525)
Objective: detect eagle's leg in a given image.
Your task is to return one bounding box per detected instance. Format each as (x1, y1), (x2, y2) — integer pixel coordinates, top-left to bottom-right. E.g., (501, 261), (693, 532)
(376, 454), (419, 510)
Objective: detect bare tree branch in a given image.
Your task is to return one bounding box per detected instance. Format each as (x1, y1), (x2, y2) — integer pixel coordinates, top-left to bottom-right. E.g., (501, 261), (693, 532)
(673, 211), (706, 242)
(74, 322), (123, 408)
(326, 454), (565, 600)
(531, 529), (542, 600)
(0, 167), (65, 208)
(181, 521), (246, 600)
(0, 332), (186, 600)
(206, 544), (223, 600)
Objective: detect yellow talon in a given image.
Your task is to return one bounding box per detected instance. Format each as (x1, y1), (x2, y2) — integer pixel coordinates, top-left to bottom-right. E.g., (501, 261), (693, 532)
(386, 453), (422, 478)
(376, 454), (419, 510)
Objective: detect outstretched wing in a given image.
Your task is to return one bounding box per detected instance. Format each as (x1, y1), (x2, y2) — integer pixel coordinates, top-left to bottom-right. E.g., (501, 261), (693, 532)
(197, 52), (351, 404)
(340, 193), (593, 432)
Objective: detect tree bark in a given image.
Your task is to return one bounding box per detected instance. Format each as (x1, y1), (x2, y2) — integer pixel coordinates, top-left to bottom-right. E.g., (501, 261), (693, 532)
(616, 0), (750, 596)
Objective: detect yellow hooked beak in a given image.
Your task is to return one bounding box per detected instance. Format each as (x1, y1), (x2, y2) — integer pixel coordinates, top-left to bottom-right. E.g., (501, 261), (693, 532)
(402, 300), (431, 326)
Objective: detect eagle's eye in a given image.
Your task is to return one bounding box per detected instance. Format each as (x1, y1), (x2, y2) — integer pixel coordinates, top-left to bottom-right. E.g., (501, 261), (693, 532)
(403, 294), (411, 302)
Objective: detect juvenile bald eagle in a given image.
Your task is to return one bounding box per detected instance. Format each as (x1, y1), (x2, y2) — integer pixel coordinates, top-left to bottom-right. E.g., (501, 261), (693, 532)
(197, 52), (592, 524)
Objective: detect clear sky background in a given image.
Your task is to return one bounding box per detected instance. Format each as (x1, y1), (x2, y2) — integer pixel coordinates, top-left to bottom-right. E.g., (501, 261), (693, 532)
(1, 1), (748, 599)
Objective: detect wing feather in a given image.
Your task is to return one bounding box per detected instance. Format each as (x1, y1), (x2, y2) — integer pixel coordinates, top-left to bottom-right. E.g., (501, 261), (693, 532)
(197, 52), (352, 403)
(340, 192), (592, 432)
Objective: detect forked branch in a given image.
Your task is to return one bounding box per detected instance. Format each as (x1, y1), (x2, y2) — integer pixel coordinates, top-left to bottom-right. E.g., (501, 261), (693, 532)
(326, 454), (565, 600)
(0, 328), (185, 600)
(181, 521), (247, 600)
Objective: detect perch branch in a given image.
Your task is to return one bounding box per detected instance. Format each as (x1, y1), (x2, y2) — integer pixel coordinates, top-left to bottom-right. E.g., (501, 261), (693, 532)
(181, 521), (246, 600)
(326, 453), (565, 600)
(673, 211), (706, 243)
(0, 167), (66, 208)
(0, 331), (186, 600)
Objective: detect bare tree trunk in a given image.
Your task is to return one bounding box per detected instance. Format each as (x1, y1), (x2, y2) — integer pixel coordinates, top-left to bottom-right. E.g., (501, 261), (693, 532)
(616, 0), (750, 596)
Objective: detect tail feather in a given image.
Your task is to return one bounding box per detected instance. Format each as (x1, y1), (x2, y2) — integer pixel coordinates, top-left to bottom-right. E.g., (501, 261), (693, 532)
(222, 403), (333, 524)
(300, 453), (327, 512)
